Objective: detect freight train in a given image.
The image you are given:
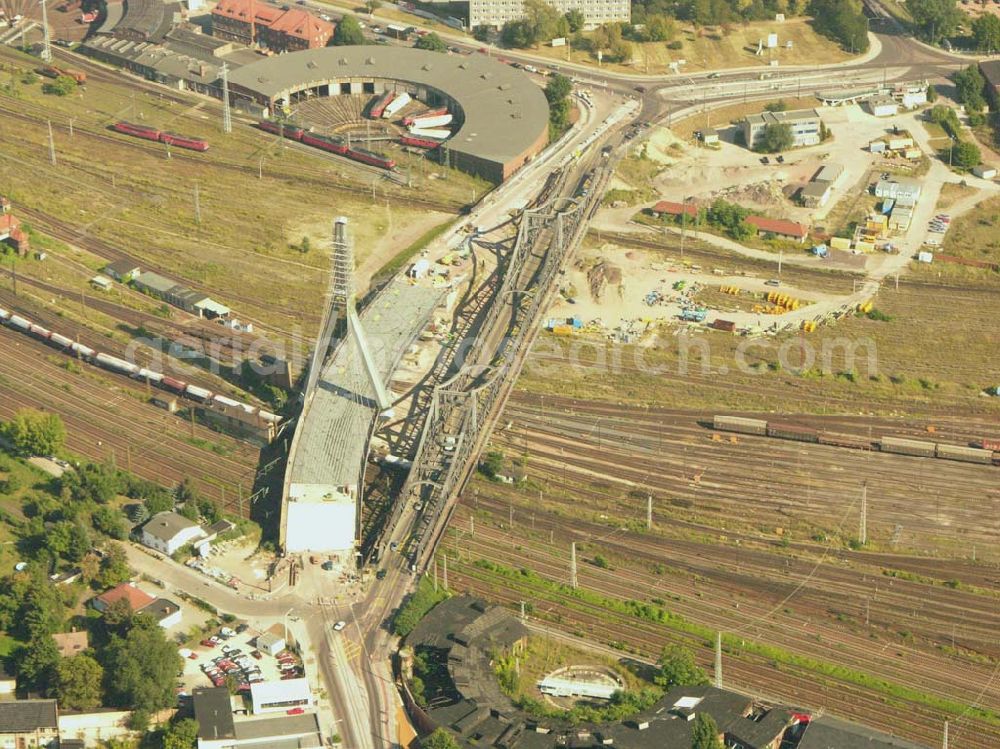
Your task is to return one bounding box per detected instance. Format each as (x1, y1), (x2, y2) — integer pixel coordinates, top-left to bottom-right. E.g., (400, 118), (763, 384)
(712, 415), (1000, 466)
(111, 122), (209, 151)
(0, 306), (280, 430)
(368, 91), (396, 119)
(257, 121), (396, 170)
(398, 134), (441, 150)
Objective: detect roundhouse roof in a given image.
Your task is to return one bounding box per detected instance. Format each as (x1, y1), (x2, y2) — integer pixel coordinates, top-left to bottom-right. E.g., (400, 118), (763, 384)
(227, 46), (549, 167)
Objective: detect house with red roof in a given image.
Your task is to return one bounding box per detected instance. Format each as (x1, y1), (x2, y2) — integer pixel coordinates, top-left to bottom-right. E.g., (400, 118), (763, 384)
(91, 582), (156, 613)
(650, 200), (698, 220)
(746, 215), (809, 243)
(211, 0), (332, 52)
(0, 197), (29, 257)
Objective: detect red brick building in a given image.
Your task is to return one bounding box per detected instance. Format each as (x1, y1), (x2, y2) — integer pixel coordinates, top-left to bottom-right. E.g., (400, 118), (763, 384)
(211, 0), (332, 52)
(0, 197), (29, 257)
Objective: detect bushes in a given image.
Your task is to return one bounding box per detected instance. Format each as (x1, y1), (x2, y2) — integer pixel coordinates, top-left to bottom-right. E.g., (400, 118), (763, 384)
(393, 576), (449, 637)
(2, 409), (65, 457)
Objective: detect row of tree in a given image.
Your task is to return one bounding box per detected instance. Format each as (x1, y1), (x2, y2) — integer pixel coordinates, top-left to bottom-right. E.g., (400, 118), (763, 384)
(808, 0), (870, 53)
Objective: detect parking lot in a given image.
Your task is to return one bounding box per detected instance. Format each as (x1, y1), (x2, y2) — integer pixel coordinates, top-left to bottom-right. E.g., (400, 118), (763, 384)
(179, 623), (304, 696)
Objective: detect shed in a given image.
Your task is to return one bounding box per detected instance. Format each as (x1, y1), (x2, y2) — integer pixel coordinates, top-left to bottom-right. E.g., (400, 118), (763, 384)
(138, 598), (182, 628)
(800, 181), (832, 208)
(103, 259), (141, 282)
(701, 128), (719, 145)
(867, 95), (899, 117)
(409, 258), (431, 279)
(91, 276), (113, 291)
(973, 165), (997, 179)
(256, 632), (286, 656)
(868, 139), (886, 153)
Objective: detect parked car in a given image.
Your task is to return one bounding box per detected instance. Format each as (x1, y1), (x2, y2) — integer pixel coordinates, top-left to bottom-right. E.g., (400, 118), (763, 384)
(376, 569), (387, 580)
(200, 639), (216, 648)
(333, 621), (347, 631)
(251, 650), (263, 660)
(236, 624), (249, 634)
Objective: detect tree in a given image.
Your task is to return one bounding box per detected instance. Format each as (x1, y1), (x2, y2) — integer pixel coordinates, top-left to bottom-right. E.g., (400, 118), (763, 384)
(364, 0), (381, 14)
(415, 32), (448, 52)
(98, 545), (132, 588)
(926, 84), (937, 102)
(808, 0), (869, 52)
(656, 644), (708, 689)
(523, 0), (562, 41)
(472, 25), (491, 42)
(954, 65), (986, 112)
(197, 497), (222, 525)
(45, 520), (91, 562)
(331, 15), (365, 46)
(92, 506), (127, 539)
(564, 8), (585, 32)
(144, 493), (173, 517)
(764, 100), (788, 112)
(753, 122), (794, 153)
(422, 728), (460, 749)
(63, 462), (119, 504)
(644, 13), (675, 42)
(544, 72), (573, 104)
(2, 408), (65, 456)
(17, 635), (60, 692)
(973, 14), (1000, 53)
(42, 74), (76, 96)
(691, 712), (723, 749)
(502, 18), (536, 47)
(55, 655), (104, 710)
(162, 718), (200, 749)
(951, 140), (982, 169)
(103, 623), (183, 713)
(908, 0), (961, 43)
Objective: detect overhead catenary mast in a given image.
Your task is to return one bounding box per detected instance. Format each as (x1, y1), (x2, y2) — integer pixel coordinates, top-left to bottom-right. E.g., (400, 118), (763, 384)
(40, 0), (52, 63)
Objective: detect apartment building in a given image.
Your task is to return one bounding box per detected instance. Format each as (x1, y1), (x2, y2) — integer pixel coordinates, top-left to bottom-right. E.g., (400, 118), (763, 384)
(468, 0), (629, 31)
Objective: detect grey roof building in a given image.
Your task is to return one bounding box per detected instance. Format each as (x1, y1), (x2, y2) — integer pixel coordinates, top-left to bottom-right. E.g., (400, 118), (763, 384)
(0, 699), (59, 734)
(743, 108), (822, 149)
(227, 46), (550, 182)
(402, 597), (933, 749)
(194, 686), (237, 742)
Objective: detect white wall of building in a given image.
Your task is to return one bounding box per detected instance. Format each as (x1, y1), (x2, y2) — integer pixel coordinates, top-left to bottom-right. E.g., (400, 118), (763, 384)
(142, 524), (205, 556)
(468, 0), (629, 30)
(250, 679), (313, 715)
(285, 486), (356, 556)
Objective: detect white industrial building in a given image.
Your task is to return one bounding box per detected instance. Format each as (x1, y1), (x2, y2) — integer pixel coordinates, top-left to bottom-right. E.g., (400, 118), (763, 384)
(141, 511), (206, 555)
(468, 0), (629, 30)
(194, 687), (323, 749)
(874, 178), (922, 207)
(284, 483), (357, 558)
(250, 678), (313, 715)
(255, 632), (286, 657)
(742, 108), (823, 150)
(867, 95), (899, 117)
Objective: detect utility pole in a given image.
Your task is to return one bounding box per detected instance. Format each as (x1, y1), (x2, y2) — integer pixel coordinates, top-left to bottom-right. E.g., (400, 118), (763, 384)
(520, 601), (526, 622)
(646, 493), (653, 530)
(433, 558), (438, 591)
(221, 62), (232, 134)
(470, 515), (474, 536)
(942, 720), (948, 749)
(714, 631), (722, 688)
(47, 120), (56, 166)
(40, 0), (52, 63)
(193, 183), (201, 225)
(68, 118), (73, 137)
(238, 483), (244, 518)
(859, 481), (868, 546)
(570, 542), (578, 589)
(442, 553), (449, 590)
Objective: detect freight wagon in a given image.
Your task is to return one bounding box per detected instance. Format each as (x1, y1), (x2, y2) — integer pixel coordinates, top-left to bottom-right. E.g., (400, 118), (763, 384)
(7, 315), (30, 331)
(49, 332), (74, 348)
(408, 113), (453, 129)
(95, 352), (139, 376)
(935, 443), (995, 464)
(408, 127), (450, 140)
(28, 323), (52, 340)
(383, 91), (411, 118)
(713, 415), (767, 436)
(403, 107), (447, 126)
(980, 437), (1000, 452)
(185, 384), (212, 402)
(70, 341), (95, 359)
(766, 422), (819, 443)
(878, 436), (936, 458)
(817, 431), (873, 450)
(0, 307), (8, 321)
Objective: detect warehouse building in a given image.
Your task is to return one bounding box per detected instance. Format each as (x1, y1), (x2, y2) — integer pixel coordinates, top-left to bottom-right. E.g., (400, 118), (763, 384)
(194, 687), (322, 749)
(227, 46), (549, 183)
(249, 678), (312, 715)
(133, 271), (231, 318)
(467, 0), (629, 31)
(742, 108), (822, 150)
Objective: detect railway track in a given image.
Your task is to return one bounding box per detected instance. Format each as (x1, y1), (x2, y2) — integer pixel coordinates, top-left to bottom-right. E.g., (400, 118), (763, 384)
(0, 327), (258, 510)
(442, 514), (1000, 748)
